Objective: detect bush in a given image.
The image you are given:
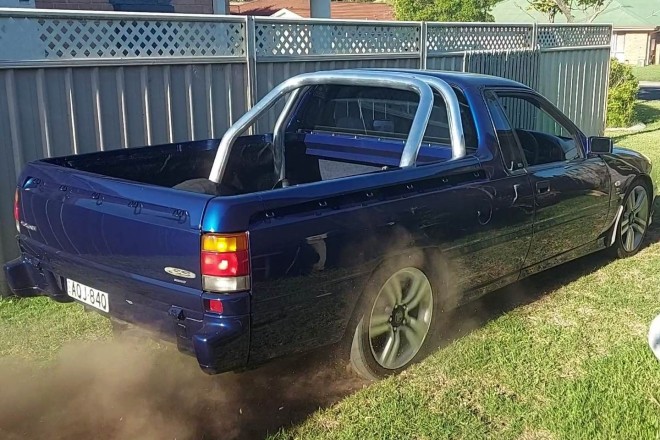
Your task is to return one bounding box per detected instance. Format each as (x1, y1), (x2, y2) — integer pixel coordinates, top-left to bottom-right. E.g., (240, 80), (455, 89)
(607, 59), (639, 128)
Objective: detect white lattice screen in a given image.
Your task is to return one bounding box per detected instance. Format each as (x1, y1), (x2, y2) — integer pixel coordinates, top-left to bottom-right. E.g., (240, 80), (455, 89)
(0, 12), (612, 63)
(426, 24), (534, 53)
(537, 25), (611, 49)
(254, 22), (420, 57)
(0, 16), (246, 61)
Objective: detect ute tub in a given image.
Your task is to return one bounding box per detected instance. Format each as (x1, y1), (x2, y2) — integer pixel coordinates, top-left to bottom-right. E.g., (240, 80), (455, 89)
(4, 237), (250, 374)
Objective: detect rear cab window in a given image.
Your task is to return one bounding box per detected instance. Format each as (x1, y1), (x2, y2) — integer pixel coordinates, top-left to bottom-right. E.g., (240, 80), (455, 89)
(292, 84), (478, 156)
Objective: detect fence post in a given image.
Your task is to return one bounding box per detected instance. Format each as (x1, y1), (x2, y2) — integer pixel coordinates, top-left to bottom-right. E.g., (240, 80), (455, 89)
(419, 21), (428, 70)
(531, 22), (538, 50)
(245, 15), (257, 110)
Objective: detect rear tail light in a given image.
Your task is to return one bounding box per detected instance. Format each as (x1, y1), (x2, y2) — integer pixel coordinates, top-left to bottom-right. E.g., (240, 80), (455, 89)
(201, 232), (250, 293)
(13, 189), (20, 232)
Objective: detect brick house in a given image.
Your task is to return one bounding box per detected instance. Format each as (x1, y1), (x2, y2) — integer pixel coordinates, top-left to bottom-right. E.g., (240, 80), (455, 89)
(493, 0), (660, 66)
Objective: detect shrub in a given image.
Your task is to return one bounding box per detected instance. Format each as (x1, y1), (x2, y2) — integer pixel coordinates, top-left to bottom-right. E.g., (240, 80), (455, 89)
(607, 59), (639, 128)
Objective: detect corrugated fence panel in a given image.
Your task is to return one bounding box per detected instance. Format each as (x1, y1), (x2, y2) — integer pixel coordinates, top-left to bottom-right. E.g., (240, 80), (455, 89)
(3, 63), (248, 155)
(425, 55), (465, 72)
(535, 24), (611, 136)
(465, 50), (540, 90)
(0, 61), (248, 287)
(537, 48), (611, 136)
(0, 10), (612, 293)
(0, 70), (20, 286)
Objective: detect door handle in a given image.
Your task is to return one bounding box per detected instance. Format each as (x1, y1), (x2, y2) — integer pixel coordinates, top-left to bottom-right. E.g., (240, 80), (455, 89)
(512, 183), (520, 205)
(536, 181), (550, 194)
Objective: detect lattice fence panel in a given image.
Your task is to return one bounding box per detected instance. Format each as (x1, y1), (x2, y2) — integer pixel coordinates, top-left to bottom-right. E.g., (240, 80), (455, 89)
(255, 22), (420, 57)
(537, 25), (611, 49)
(0, 16), (246, 61)
(426, 24), (534, 54)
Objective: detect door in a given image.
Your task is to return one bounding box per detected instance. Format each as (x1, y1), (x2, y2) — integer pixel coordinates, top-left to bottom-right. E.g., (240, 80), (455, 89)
(445, 90), (535, 297)
(612, 33), (626, 62)
(489, 90), (611, 269)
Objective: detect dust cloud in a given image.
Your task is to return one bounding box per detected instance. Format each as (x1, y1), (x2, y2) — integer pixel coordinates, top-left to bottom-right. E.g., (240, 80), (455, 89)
(0, 338), (367, 440)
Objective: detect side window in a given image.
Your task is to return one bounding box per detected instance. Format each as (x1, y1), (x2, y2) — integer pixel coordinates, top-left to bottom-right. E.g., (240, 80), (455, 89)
(495, 93), (581, 167)
(484, 91), (526, 172)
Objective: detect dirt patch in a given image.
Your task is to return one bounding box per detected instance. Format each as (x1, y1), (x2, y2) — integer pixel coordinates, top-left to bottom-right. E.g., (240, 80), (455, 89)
(0, 339), (367, 440)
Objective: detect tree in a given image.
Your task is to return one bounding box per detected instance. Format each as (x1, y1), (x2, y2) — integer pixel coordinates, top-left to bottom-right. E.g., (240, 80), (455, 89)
(525, 0), (614, 23)
(394, 0), (500, 22)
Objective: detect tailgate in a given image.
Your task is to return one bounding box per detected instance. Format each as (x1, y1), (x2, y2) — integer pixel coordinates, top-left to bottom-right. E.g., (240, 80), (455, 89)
(16, 161), (212, 300)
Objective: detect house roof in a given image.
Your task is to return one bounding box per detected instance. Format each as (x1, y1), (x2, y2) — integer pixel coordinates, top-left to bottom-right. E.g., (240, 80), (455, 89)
(492, 0), (660, 29)
(229, 0), (395, 20)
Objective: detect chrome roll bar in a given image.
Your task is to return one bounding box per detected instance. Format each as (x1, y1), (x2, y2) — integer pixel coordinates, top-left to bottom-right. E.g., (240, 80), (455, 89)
(208, 70), (464, 184)
(373, 70), (466, 160)
(272, 87), (302, 184)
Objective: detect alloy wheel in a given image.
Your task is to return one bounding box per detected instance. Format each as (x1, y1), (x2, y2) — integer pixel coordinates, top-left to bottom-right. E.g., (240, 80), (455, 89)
(368, 267), (433, 370)
(621, 185), (649, 253)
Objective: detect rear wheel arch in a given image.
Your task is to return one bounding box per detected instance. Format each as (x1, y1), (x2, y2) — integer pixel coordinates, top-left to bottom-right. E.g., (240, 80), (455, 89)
(343, 246), (453, 379)
(344, 246), (450, 331)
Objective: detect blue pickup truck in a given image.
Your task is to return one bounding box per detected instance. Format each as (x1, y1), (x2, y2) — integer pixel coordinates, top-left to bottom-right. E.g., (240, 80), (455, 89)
(4, 69), (654, 379)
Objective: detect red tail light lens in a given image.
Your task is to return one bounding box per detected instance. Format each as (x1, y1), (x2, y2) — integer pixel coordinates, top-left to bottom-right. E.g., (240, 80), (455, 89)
(201, 233), (250, 293)
(201, 250), (249, 277)
(13, 189), (20, 232)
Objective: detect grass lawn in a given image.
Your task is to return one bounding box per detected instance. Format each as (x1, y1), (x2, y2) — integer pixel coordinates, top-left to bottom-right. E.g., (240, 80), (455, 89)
(633, 64), (660, 82)
(1, 102), (660, 439)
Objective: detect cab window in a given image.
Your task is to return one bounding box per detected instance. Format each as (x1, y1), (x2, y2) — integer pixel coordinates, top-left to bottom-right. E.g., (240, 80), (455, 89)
(296, 84), (478, 152)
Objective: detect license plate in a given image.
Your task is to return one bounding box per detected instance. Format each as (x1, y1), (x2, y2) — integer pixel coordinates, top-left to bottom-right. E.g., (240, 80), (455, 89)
(66, 279), (109, 313)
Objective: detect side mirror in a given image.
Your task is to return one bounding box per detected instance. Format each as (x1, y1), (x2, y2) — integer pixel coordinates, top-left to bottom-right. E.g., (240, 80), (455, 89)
(589, 136), (613, 154)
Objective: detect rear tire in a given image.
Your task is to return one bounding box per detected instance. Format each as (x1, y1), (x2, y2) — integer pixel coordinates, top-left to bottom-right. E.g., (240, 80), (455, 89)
(611, 180), (652, 258)
(348, 252), (445, 380)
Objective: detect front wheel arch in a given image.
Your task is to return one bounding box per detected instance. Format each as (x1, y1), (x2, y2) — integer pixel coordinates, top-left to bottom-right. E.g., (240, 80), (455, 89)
(609, 177), (653, 258)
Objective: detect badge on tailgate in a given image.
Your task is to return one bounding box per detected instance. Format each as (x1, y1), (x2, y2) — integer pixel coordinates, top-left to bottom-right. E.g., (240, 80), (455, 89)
(164, 267), (197, 279)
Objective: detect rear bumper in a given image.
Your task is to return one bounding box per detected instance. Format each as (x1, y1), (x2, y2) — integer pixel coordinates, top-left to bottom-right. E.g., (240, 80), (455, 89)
(4, 255), (250, 374)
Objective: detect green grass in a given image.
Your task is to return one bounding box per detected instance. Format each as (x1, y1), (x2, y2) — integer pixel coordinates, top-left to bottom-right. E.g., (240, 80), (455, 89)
(0, 297), (111, 361)
(2, 102), (660, 439)
(632, 64), (660, 82)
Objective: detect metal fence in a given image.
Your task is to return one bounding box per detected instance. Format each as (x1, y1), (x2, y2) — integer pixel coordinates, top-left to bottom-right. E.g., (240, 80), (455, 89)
(0, 9), (612, 291)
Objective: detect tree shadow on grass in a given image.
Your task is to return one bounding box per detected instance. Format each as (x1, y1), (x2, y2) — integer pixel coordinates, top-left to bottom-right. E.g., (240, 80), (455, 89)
(635, 101), (660, 125)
